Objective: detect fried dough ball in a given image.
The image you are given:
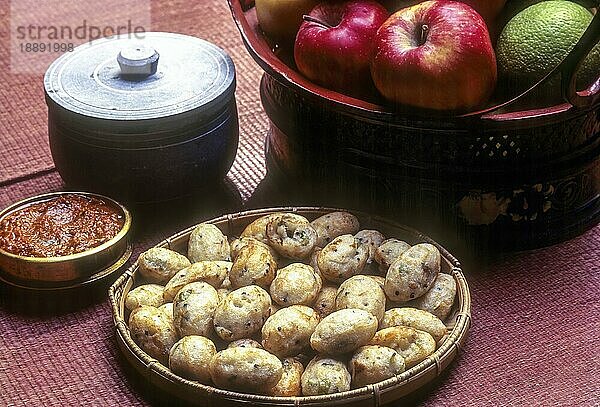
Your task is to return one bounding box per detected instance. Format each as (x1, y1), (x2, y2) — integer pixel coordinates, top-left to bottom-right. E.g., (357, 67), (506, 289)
(173, 281), (220, 338)
(355, 229), (386, 264)
(311, 212), (360, 247)
(270, 263), (322, 306)
(369, 326), (436, 369)
(213, 285), (271, 341)
(317, 235), (368, 283)
(268, 357), (304, 397)
(138, 247), (191, 284)
(240, 213), (283, 245)
(262, 305), (320, 358)
(310, 308), (378, 354)
(313, 285), (338, 318)
(163, 261), (231, 302)
(188, 223), (231, 262)
(349, 345), (405, 387)
(169, 335), (216, 383)
(125, 284), (165, 311)
(266, 213), (317, 260)
(229, 243), (277, 289)
(375, 239), (411, 273)
(381, 307), (447, 342)
(335, 275), (386, 322)
(301, 356), (351, 396)
(384, 243), (440, 303)
(210, 347), (283, 392)
(409, 273), (457, 320)
(129, 306), (178, 365)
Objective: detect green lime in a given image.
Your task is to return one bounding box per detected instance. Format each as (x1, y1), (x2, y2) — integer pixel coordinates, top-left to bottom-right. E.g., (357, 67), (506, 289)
(496, 0), (599, 100)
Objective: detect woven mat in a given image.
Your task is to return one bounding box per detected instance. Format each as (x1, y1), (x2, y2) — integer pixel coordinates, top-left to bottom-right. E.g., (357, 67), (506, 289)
(1, 1), (599, 406)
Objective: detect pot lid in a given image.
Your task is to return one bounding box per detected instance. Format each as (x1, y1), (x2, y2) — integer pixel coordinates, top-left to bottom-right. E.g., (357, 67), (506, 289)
(44, 32), (235, 121)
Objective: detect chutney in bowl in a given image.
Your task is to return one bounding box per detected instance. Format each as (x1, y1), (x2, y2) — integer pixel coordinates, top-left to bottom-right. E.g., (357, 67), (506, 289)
(0, 192), (131, 285)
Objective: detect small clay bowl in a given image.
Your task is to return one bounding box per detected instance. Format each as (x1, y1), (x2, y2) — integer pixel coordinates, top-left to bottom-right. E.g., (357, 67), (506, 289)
(0, 192), (132, 286)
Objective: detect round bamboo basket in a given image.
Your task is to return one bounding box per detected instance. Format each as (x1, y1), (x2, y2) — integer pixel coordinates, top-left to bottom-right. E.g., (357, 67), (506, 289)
(109, 207), (471, 406)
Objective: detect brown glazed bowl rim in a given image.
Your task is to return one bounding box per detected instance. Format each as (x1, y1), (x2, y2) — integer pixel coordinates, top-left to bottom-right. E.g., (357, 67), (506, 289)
(0, 191), (132, 263)
(228, 0), (600, 124)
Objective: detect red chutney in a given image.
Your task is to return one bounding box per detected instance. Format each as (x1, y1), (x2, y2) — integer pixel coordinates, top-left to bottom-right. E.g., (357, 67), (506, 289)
(0, 194), (124, 257)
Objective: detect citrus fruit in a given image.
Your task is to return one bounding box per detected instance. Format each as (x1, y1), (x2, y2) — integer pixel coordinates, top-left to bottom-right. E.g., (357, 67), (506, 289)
(496, 0), (600, 99)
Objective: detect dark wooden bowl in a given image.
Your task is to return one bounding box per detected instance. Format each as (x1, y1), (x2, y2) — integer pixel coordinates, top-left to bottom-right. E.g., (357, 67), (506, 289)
(229, 1), (600, 251)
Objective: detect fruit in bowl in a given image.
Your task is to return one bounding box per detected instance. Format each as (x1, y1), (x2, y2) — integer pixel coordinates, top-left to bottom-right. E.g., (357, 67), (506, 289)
(496, 0), (600, 103)
(294, 0), (389, 98)
(370, 0), (497, 111)
(251, 0), (598, 113)
(255, 0), (320, 45)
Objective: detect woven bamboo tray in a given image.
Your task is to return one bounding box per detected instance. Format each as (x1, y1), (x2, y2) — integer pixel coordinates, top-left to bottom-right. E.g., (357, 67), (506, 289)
(109, 207), (471, 406)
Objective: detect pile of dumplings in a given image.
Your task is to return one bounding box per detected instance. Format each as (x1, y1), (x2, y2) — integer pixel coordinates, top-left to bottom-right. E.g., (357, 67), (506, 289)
(125, 211), (457, 396)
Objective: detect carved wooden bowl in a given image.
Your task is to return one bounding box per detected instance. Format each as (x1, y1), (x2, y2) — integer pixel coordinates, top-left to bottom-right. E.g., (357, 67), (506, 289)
(229, 1), (600, 251)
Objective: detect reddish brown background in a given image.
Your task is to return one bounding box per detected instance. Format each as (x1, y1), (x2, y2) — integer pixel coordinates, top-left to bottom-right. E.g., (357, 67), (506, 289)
(0, 1), (599, 406)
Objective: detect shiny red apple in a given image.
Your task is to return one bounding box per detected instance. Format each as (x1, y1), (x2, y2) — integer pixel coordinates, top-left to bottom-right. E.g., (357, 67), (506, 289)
(370, 0), (497, 112)
(294, 0), (389, 98)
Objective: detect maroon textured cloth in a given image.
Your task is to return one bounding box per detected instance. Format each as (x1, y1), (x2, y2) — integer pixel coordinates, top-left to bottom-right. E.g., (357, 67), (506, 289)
(0, 1), (599, 406)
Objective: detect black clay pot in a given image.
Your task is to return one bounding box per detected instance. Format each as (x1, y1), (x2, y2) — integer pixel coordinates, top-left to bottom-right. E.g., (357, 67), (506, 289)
(45, 32), (238, 203)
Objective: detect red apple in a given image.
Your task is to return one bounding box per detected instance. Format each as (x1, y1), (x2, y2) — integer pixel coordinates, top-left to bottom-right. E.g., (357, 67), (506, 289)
(294, 0), (389, 97)
(370, 0), (497, 111)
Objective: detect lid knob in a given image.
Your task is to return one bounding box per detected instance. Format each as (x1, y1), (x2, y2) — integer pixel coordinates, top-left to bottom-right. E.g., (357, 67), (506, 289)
(117, 45), (159, 78)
